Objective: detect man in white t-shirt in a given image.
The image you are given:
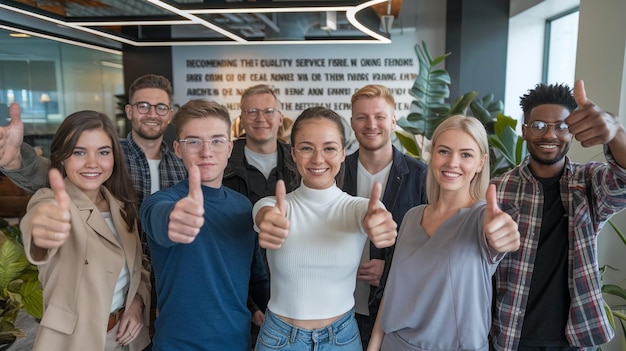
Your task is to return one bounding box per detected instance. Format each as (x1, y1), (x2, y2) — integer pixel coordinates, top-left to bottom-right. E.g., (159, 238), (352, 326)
(343, 84), (428, 349)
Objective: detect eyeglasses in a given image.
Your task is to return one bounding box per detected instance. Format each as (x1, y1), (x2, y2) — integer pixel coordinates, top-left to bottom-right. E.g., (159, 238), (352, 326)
(294, 146), (341, 159)
(131, 102), (171, 116)
(523, 121), (570, 137)
(242, 108), (280, 120)
(178, 137), (230, 153)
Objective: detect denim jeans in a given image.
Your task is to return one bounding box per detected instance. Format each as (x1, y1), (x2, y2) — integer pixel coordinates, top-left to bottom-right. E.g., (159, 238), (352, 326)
(255, 309), (362, 350)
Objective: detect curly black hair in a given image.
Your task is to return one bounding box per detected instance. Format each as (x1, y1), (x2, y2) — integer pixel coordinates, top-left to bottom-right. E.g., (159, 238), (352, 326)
(520, 83), (577, 122)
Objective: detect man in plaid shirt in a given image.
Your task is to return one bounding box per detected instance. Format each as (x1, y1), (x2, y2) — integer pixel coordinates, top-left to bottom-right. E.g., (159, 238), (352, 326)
(490, 80), (626, 351)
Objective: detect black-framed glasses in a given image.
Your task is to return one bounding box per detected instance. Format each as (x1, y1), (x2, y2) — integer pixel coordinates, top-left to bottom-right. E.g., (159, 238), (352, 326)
(131, 102), (171, 116)
(178, 137), (230, 153)
(294, 146), (341, 159)
(242, 108), (280, 120)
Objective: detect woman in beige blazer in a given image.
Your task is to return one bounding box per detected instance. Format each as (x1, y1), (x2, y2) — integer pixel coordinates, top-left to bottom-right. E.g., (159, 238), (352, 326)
(20, 110), (150, 351)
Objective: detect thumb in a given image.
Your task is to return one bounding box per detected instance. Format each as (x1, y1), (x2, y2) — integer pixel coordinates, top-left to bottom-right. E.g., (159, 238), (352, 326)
(574, 79), (591, 108)
(368, 182), (382, 213)
(485, 184), (500, 217)
(187, 164), (203, 205)
(8, 103), (23, 126)
(49, 168), (70, 210)
(275, 179), (287, 216)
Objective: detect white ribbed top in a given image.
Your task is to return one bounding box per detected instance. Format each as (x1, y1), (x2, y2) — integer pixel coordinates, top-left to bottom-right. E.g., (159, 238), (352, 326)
(253, 183), (370, 320)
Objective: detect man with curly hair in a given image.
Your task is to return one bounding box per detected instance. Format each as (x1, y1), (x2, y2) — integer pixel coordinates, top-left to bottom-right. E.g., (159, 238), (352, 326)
(490, 80), (626, 351)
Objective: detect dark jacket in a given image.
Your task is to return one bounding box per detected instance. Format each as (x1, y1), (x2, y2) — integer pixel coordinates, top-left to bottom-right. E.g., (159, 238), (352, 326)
(223, 138), (298, 313)
(343, 145), (428, 315)
(223, 139), (299, 205)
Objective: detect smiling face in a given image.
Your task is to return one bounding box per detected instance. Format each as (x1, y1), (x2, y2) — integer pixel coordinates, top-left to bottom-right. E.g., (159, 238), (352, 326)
(430, 129), (486, 198)
(63, 129), (114, 201)
(350, 96), (396, 152)
(292, 118), (346, 190)
(523, 103), (572, 177)
(174, 116), (233, 189)
(125, 87), (172, 141)
(240, 92), (283, 150)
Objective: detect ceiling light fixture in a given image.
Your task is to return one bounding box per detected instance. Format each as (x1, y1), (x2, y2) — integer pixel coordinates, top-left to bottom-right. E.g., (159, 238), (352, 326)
(0, 0), (391, 47)
(0, 24), (121, 55)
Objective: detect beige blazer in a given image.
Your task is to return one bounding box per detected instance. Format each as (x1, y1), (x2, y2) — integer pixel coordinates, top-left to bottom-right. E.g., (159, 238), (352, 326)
(21, 179), (151, 351)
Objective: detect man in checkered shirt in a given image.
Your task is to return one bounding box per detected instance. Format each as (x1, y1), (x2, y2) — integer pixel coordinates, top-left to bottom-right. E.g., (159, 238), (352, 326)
(490, 80), (626, 351)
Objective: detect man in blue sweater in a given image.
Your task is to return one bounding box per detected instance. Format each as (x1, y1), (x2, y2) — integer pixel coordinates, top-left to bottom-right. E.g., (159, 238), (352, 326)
(140, 99), (268, 350)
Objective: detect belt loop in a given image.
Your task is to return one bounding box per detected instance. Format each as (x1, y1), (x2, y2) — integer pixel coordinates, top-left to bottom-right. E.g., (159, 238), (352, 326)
(327, 324), (335, 344)
(289, 325), (298, 344)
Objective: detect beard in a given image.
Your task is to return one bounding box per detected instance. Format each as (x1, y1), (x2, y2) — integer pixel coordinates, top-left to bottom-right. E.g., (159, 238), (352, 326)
(529, 142), (570, 166)
(132, 117), (167, 140)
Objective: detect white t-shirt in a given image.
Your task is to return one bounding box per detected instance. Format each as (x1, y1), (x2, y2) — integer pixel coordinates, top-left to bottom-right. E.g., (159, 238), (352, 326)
(102, 211), (130, 313)
(244, 146), (277, 179)
(147, 159), (161, 194)
(354, 160), (392, 315)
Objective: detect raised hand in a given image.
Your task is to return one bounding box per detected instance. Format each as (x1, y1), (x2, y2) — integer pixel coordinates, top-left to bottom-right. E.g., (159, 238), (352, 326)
(566, 79), (622, 147)
(483, 184), (519, 253)
(31, 168), (71, 249)
(0, 103), (25, 169)
(363, 182), (397, 249)
(257, 179), (290, 249)
(168, 165), (205, 244)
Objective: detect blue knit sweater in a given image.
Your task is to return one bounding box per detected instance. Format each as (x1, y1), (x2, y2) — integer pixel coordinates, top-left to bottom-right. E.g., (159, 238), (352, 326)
(141, 180), (267, 351)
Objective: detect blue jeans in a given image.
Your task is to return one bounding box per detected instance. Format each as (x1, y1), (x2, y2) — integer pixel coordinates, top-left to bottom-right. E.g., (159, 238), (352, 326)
(255, 309), (362, 351)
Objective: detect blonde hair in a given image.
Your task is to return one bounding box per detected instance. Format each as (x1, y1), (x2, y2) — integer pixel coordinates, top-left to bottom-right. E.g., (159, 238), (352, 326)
(426, 115), (490, 203)
(351, 84), (395, 106)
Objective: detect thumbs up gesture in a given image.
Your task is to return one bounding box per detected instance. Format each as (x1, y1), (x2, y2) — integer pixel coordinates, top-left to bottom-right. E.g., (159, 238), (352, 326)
(566, 79), (623, 147)
(0, 102), (25, 169)
(168, 165), (205, 244)
(483, 185), (520, 253)
(363, 183), (397, 249)
(31, 168), (72, 249)
(257, 180), (290, 249)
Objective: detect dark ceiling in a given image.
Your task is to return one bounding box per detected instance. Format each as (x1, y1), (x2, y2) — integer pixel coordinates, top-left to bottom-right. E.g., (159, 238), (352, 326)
(0, 0), (407, 51)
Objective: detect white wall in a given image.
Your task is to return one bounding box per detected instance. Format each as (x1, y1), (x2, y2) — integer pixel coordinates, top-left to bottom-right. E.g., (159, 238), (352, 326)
(504, 0), (580, 121)
(575, 1), (626, 349)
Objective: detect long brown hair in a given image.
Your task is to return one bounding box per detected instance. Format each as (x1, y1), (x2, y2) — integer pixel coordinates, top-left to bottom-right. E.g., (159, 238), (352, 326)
(50, 111), (138, 231)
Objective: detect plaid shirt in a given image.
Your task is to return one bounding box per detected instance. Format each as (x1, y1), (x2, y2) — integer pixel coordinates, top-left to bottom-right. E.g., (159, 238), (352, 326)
(120, 133), (187, 206)
(490, 148), (626, 350)
(120, 133), (187, 255)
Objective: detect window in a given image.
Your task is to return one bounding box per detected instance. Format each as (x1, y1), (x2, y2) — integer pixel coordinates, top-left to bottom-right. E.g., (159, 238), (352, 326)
(544, 8), (579, 86)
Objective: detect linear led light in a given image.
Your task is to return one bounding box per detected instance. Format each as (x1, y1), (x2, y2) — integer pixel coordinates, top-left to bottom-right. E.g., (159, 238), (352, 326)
(0, 3), (137, 46)
(189, 6), (353, 14)
(0, 24), (122, 55)
(346, 0), (391, 43)
(0, 1), (390, 46)
(71, 20), (192, 26)
(145, 0), (246, 42)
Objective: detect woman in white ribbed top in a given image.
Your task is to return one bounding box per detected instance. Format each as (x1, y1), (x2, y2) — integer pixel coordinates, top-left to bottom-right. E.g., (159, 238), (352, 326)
(253, 107), (397, 350)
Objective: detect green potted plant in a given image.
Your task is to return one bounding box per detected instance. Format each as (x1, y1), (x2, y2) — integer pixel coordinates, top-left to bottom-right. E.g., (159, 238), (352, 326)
(0, 218), (43, 349)
(394, 41), (527, 176)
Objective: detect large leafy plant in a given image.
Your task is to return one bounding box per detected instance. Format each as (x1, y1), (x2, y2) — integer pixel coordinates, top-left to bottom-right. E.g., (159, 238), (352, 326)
(395, 41), (527, 176)
(0, 218), (43, 345)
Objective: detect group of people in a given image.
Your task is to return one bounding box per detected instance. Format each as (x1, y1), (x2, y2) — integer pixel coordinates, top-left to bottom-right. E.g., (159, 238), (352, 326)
(0, 74), (624, 351)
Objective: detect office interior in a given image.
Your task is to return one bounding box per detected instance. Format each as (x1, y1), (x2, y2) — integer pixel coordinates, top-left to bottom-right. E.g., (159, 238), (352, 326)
(0, 0), (625, 350)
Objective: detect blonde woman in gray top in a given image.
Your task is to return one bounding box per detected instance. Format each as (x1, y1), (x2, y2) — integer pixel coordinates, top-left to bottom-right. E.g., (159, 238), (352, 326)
(368, 116), (520, 351)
